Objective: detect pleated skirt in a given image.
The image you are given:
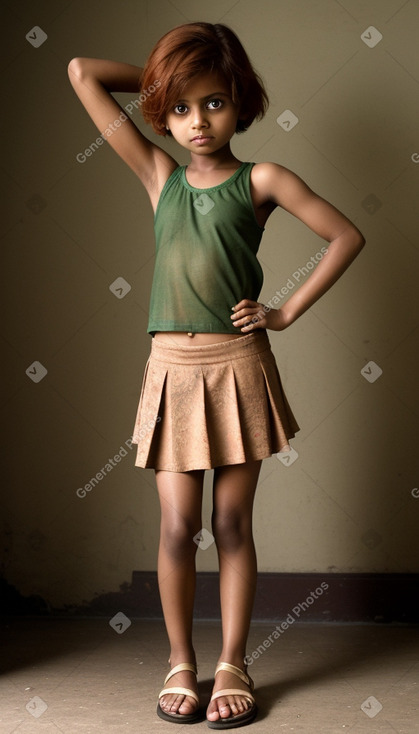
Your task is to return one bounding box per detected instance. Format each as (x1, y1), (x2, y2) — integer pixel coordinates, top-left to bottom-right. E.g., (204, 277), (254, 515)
(131, 329), (300, 472)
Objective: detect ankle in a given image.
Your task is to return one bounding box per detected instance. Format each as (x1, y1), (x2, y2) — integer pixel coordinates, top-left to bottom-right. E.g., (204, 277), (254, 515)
(169, 647), (197, 667)
(217, 651), (247, 670)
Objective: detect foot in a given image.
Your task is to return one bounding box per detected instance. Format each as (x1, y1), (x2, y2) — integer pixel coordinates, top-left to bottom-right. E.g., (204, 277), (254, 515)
(206, 663), (255, 724)
(159, 662), (199, 718)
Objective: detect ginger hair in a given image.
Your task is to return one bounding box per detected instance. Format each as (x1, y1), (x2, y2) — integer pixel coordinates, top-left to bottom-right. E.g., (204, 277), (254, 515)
(140, 22), (269, 136)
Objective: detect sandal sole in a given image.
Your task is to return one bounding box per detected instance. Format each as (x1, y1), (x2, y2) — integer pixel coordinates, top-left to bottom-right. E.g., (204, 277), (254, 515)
(206, 703), (258, 729)
(157, 703), (206, 724)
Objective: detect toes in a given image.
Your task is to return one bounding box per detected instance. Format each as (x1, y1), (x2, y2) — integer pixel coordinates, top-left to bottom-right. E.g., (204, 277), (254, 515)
(206, 698), (223, 721)
(169, 695), (182, 713)
(207, 694), (251, 721)
(231, 694), (247, 714)
(160, 694), (196, 716)
(213, 696), (239, 719)
(160, 695), (174, 713)
(160, 694), (179, 714)
(224, 695), (248, 716)
(215, 697), (231, 719)
(178, 698), (194, 714)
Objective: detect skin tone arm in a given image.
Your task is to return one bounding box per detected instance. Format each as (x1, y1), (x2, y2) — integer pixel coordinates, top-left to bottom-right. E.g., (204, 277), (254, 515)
(67, 57), (177, 194)
(68, 62), (363, 324)
(231, 163), (366, 332)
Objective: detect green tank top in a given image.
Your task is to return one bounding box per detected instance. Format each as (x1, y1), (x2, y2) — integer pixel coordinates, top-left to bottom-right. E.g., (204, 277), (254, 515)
(147, 162), (265, 335)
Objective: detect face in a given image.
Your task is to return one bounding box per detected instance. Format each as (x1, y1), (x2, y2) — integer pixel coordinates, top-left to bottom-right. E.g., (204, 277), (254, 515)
(165, 71), (241, 155)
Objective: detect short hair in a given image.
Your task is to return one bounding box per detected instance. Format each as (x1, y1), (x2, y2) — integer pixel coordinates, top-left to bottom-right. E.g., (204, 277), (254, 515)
(140, 22), (269, 136)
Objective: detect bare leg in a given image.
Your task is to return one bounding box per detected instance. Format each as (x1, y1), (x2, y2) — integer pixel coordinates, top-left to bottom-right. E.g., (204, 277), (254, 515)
(155, 468), (204, 716)
(206, 459), (262, 723)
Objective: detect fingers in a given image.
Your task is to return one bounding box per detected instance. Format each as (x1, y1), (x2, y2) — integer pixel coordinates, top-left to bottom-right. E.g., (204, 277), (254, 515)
(231, 299), (267, 331)
(232, 298), (257, 312)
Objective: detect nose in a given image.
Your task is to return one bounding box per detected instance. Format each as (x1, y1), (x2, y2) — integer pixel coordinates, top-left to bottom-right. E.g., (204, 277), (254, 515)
(191, 106), (208, 130)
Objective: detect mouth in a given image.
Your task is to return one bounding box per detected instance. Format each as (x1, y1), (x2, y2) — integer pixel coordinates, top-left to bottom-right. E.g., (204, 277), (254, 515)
(191, 134), (213, 142)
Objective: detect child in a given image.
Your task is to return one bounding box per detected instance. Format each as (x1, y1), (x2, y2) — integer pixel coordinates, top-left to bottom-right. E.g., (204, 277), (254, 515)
(68, 21), (365, 728)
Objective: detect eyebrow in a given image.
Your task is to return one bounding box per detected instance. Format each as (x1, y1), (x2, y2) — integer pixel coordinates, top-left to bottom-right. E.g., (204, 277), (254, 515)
(175, 92), (230, 103)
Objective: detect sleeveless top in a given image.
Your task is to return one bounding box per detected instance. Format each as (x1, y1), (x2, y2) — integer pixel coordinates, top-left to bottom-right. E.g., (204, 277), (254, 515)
(147, 162), (265, 335)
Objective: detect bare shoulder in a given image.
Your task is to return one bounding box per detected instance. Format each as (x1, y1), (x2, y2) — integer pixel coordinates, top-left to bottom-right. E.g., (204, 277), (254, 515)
(251, 161), (288, 181)
(251, 161), (364, 243)
(250, 161), (316, 210)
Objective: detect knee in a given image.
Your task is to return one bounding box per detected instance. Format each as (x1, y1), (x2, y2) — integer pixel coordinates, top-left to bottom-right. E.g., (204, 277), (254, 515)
(160, 517), (200, 561)
(211, 512), (251, 553)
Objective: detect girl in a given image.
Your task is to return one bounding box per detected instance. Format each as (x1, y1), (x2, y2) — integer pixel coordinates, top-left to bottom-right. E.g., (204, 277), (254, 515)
(68, 22), (365, 729)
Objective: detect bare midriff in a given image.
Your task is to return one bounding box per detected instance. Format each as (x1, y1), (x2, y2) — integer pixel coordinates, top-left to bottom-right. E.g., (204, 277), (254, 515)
(153, 331), (243, 345)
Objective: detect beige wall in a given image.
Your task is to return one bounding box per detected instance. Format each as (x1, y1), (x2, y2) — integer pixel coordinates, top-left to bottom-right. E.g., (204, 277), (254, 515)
(2, 0), (418, 610)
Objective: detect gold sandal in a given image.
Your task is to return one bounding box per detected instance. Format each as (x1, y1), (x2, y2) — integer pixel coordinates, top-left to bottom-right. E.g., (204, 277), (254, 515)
(157, 662), (203, 724)
(207, 661), (257, 729)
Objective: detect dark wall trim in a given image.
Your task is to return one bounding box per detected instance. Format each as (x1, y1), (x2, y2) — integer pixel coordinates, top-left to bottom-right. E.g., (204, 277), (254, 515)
(2, 573), (418, 623)
(129, 572), (418, 624)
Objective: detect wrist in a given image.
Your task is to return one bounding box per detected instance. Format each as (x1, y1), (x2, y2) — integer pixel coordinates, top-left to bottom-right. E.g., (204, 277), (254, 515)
(279, 292), (310, 329)
(273, 307), (293, 331)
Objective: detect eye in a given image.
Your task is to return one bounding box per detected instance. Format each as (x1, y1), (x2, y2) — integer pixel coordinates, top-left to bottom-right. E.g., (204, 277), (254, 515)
(207, 99), (223, 110)
(173, 103), (188, 115)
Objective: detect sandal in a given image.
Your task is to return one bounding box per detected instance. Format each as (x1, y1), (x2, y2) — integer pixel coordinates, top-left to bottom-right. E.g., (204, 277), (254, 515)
(207, 661), (257, 729)
(157, 661), (204, 724)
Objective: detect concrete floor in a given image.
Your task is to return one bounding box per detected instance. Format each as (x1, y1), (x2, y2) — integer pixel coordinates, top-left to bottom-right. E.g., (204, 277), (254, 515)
(0, 618), (418, 733)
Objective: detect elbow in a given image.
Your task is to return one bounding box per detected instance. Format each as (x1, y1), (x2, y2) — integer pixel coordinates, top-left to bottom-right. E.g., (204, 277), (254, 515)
(347, 224), (366, 254)
(356, 228), (366, 252)
(67, 57), (78, 80)
(330, 225), (365, 262)
(67, 57), (86, 81)
(68, 57), (79, 70)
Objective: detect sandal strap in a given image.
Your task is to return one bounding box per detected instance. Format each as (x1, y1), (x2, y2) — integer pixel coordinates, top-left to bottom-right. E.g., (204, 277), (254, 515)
(163, 662), (197, 686)
(210, 688), (255, 705)
(158, 686), (199, 704)
(214, 662), (253, 691)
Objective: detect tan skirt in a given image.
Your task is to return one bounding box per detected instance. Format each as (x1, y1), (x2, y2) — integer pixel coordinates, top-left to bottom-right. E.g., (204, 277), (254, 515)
(131, 330), (300, 472)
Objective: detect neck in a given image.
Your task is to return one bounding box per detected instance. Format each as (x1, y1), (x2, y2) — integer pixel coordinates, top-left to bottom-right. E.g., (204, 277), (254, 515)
(188, 143), (241, 172)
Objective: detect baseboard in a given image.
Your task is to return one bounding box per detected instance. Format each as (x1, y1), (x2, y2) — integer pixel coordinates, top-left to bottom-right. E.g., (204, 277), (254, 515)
(2, 573), (417, 623)
(127, 571), (418, 624)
